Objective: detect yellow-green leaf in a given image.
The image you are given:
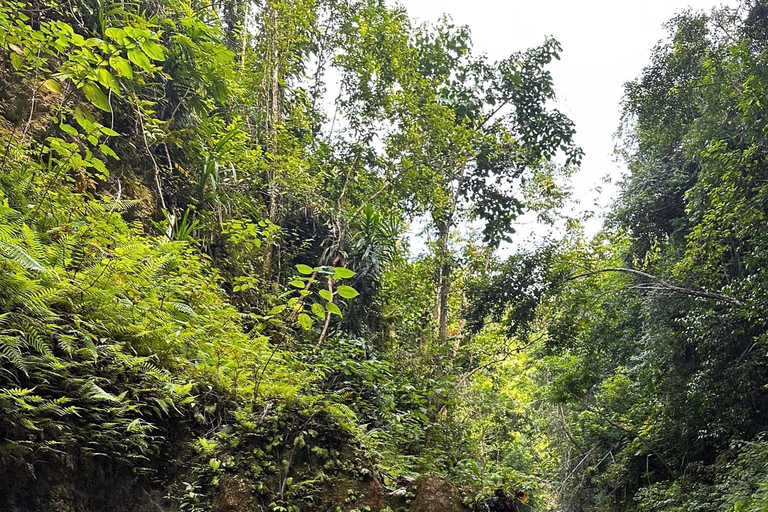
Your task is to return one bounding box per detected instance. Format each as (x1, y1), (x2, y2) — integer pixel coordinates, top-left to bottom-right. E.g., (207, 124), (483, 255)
(109, 56), (133, 79)
(336, 285), (359, 299)
(99, 144), (119, 159)
(42, 79), (62, 93)
(333, 267), (356, 279)
(104, 27), (127, 44)
(297, 313), (313, 330)
(10, 53), (22, 70)
(296, 264), (314, 275)
(59, 123), (78, 136)
(127, 48), (152, 72)
(311, 302), (325, 319)
(325, 302), (342, 317)
(81, 82), (111, 112)
(96, 67), (120, 94)
(140, 40), (165, 61)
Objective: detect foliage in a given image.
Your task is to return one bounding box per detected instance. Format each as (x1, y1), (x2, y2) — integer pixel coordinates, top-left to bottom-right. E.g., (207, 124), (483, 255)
(3, 0), (765, 511)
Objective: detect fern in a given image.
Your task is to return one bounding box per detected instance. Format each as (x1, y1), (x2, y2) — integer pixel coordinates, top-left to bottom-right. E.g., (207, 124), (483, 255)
(20, 224), (45, 263)
(0, 240), (45, 271)
(168, 301), (197, 317)
(85, 198), (142, 216)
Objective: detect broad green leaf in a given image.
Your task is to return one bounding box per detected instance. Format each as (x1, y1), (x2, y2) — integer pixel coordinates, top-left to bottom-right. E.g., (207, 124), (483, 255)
(81, 82), (111, 112)
(325, 302), (342, 317)
(59, 123), (78, 137)
(99, 144), (118, 159)
(96, 67), (120, 94)
(311, 302), (325, 319)
(140, 40), (165, 61)
(319, 289), (332, 301)
(10, 53), (22, 70)
(109, 56), (133, 79)
(42, 79), (62, 93)
(296, 264), (314, 275)
(297, 313), (313, 330)
(104, 27), (127, 44)
(91, 158), (109, 178)
(100, 126), (120, 136)
(127, 48), (152, 72)
(336, 285), (359, 299)
(333, 267), (356, 279)
(289, 279), (305, 288)
(124, 25), (152, 40)
(267, 305), (286, 316)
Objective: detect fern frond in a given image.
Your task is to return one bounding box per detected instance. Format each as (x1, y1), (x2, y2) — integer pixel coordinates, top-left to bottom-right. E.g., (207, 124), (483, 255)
(0, 240), (45, 271)
(21, 224), (45, 262)
(168, 301), (196, 317)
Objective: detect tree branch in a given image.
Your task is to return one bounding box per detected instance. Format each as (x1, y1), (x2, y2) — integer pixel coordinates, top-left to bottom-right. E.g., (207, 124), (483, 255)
(568, 267), (743, 306)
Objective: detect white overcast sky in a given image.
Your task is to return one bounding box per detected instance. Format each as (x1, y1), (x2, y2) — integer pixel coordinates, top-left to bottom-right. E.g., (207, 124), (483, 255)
(396, 0), (738, 250)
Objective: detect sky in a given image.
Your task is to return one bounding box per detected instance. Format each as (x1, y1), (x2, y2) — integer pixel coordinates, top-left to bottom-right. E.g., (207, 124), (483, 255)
(397, 0), (737, 250)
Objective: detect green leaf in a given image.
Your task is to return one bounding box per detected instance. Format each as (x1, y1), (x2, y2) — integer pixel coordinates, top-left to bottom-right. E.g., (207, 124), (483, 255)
(297, 313), (313, 330)
(127, 48), (152, 72)
(296, 264), (314, 275)
(333, 267), (356, 279)
(109, 56), (133, 79)
(99, 144), (119, 160)
(96, 67), (120, 94)
(139, 40), (165, 61)
(81, 82), (111, 112)
(319, 289), (333, 302)
(336, 285), (359, 299)
(311, 302), (325, 319)
(289, 279), (305, 288)
(325, 302), (342, 317)
(60, 123), (79, 137)
(104, 27), (127, 44)
(100, 126), (120, 136)
(268, 305), (286, 316)
(42, 79), (62, 93)
(91, 158), (109, 178)
(10, 53), (22, 71)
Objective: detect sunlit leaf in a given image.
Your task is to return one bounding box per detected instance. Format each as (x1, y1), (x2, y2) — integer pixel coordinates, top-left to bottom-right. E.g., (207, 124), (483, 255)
(336, 285), (359, 299)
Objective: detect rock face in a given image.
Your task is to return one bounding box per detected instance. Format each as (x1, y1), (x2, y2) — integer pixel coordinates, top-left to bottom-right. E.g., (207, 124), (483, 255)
(408, 474), (467, 512)
(307, 474), (405, 512)
(0, 459), (169, 512)
(212, 474), (262, 512)
(1, 455), (468, 512)
(210, 472), (469, 512)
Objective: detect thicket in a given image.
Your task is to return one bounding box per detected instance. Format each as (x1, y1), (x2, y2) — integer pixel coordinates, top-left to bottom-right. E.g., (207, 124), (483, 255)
(0, 0), (766, 511)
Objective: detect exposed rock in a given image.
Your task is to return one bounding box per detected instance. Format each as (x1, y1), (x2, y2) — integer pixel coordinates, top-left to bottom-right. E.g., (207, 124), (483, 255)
(407, 474), (468, 512)
(213, 474), (262, 512)
(308, 474), (405, 512)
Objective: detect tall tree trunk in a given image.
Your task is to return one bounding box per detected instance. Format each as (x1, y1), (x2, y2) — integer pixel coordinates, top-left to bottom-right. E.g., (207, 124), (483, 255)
(436, 219), (451, 344)
(262, 5), (280, 281)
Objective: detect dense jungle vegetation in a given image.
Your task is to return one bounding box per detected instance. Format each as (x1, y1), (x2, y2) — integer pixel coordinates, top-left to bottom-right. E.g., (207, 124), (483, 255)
(0, 0), (767, 510)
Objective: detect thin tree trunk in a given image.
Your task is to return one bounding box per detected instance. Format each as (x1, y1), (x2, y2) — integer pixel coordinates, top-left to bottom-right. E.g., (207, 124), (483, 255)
(436, 220), (450, 344)
(262, 5), (280, 281)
